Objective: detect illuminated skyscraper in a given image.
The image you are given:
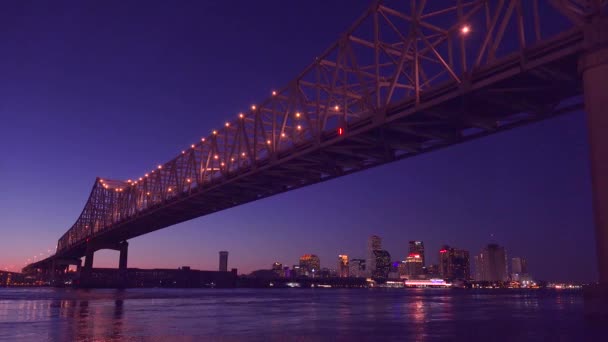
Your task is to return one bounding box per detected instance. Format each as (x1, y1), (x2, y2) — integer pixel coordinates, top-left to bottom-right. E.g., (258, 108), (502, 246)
(367, 235), (382, 277)
(219, 251), (228, 272)
(438, 245), (470, 280)
(408, 241), (425, 266)
(299, 254), (321, 277)
(404, 253), (424, 278)
(475, 244), (508, 281)
(337, 255), (349, 277)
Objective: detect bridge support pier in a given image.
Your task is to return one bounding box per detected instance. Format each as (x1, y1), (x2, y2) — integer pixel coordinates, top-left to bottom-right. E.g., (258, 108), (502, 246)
(581, 14), (608, 318)
(119, 241), (128, 270)
(84, 248), (95, 270)
(118, 241), (128, 288)
(78, 241), (129, 288)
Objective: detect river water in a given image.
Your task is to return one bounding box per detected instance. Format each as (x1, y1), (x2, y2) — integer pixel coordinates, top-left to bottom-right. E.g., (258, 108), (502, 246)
(0, 288), (605, 341)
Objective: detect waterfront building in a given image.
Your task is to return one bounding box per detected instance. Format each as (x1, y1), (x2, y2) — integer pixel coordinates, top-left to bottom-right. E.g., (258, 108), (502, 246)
(372, 250), (391, 278)
(367, 235), (382, 277)
(404, 253), (424, 278)
(219, 251), (228, 272)
(511, 257), (528, 281)
(398, 261), (407, 278)
(438, 246), (470, 280)
(423, 264), (439, 278)
(299, 254), (321, 277)
(272, 262), (283, 277)
(349, 259), (366, 278)
(408, 241), (425, 266)
(475, 244), (508, 281)
(292, 265), (304, 278)
(337, 255), (349, 277)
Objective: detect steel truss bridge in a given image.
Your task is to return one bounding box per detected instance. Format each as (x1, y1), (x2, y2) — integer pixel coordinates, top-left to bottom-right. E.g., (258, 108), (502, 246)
(25, 0), (608, 282)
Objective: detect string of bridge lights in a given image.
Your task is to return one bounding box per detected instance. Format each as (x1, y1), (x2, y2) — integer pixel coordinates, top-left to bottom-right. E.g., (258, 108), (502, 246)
(2, 246), (57, 272)
(96, 91), (344, 194)
(96, 23), (472, 195)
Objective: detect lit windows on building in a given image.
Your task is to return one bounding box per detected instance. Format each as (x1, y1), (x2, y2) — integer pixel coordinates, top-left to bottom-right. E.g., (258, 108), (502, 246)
(337, 255), (349, 278)
(299, 254), (320, 277)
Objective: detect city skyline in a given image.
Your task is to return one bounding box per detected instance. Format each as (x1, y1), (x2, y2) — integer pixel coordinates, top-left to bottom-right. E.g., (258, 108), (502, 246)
(0, 0), (598, 282)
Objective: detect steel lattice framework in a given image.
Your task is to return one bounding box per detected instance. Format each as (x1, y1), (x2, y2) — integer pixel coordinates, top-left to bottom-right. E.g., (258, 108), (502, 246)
(47, 0), (605, 259)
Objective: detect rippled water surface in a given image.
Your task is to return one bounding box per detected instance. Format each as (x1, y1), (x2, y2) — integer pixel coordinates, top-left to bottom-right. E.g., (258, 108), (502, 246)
(0, 288), (605, 341)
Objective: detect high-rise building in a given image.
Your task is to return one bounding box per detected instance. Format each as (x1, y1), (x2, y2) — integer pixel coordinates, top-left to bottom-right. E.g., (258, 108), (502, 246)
(337, 255), (349, 277)
(409, 241), (425, 266)
(372, 250), (391, 278)
(367, 235), (382, 277)
(349, 259), (366, 278)
(475, 244), (508, 281)
(219, 251), (228, 272)
(511, 257), (528, 281)
(438, 245), (470, 280)
(404, 253), (424, 278)
(299, 254), (321, 277)
(272, 262), (283, 277)
(423, 264), (439, 278)
(397, 261), (407, 278)
(292, 265), (304, 278)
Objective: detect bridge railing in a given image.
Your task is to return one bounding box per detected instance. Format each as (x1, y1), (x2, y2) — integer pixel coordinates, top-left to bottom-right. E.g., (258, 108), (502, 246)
(57, 0), (594, 255)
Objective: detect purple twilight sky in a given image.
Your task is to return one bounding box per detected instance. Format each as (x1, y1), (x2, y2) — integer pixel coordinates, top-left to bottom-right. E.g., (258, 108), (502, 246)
(0, 0), (597, 282)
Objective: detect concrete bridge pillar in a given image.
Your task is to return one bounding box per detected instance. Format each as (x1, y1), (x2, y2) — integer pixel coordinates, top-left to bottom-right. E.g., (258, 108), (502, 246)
(84, 247), (95, 270)
(119, 241), (128, 270)
(580, 14), (608, 317)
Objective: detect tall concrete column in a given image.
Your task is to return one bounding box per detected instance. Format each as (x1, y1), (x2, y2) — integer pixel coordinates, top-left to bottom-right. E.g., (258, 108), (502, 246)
(581, 14), (608, 317)
(119, 241), (128, 270)
(84, 248), (95, 270)
(581, 15), (608, 284)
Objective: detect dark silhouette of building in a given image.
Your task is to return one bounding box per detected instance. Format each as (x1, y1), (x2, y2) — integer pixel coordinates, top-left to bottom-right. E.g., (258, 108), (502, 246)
(349, 259), (365, 278)
(438, 245), (470, 280)
(219, 251), (228, 272)
(271, 262), (283, 277)
(367, 235), (382, 277)
(372, 250), (391, 279)
(511, 257), (528, 281)
(474, 244), (508, 281)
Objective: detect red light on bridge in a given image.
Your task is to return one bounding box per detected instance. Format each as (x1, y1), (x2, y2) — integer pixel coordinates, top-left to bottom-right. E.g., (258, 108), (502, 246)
(338, 127), (344, 135)
(439, 249), (448, 253)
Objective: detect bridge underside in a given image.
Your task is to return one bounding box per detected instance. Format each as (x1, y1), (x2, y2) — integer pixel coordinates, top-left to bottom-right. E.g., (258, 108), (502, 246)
(52, 29), (582, 261)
